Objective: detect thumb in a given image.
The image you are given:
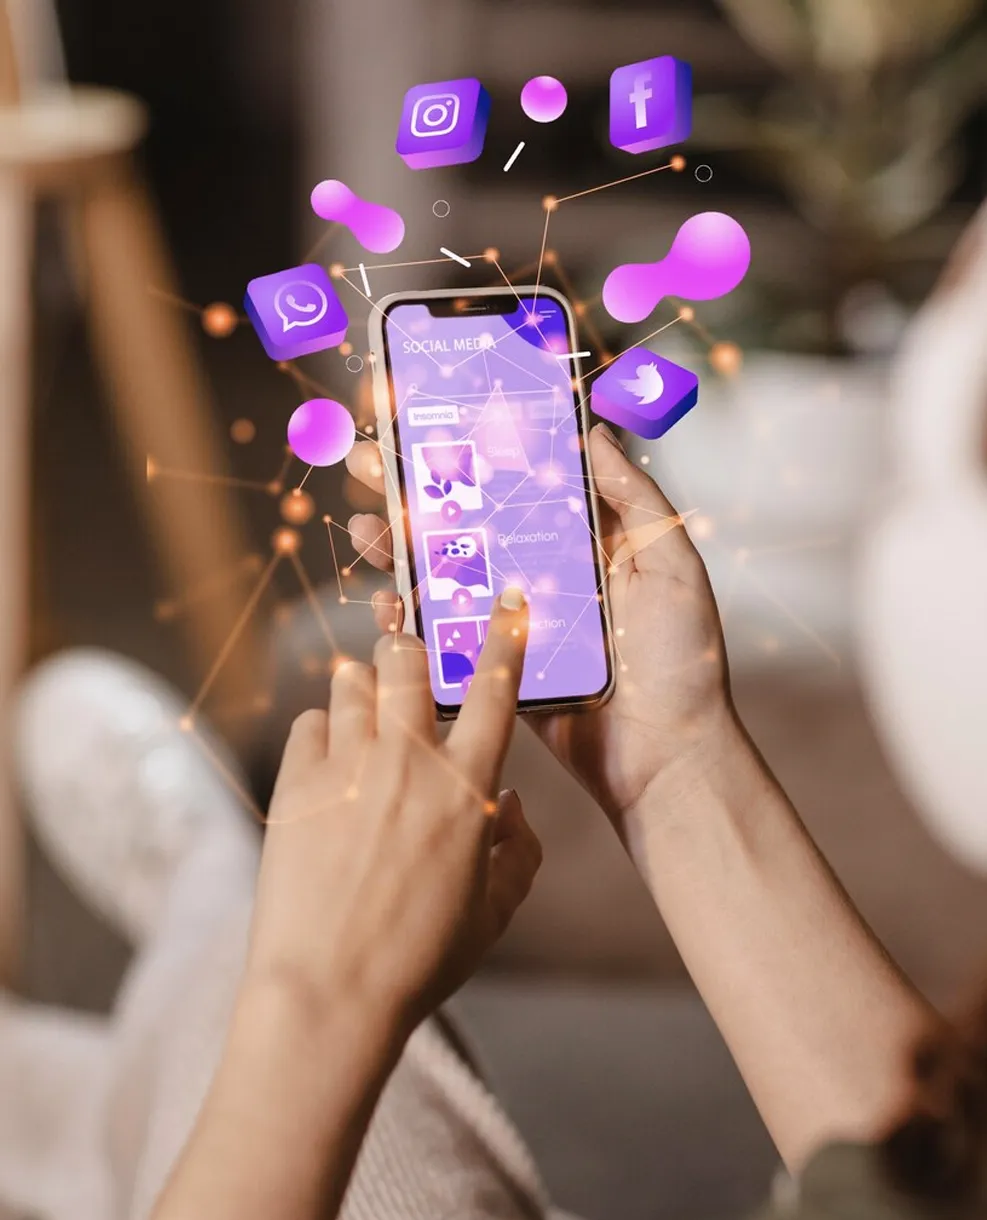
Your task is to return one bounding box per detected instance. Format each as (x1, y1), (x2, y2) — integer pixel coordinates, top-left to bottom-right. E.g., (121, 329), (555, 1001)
(589, 424), (695, 576)
(485, 789), (542, 940)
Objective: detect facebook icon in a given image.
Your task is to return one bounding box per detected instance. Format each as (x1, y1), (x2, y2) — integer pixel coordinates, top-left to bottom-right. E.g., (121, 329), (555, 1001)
(609, 56), (692, 155)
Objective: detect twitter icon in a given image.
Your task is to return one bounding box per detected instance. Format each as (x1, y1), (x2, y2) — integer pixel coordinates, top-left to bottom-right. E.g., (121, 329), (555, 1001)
(590, 347), (698, 440)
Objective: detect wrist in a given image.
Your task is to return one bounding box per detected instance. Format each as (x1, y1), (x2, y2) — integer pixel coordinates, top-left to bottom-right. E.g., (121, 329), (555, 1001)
(235, 958), (412, 1069)
(620, 703), (761, 878)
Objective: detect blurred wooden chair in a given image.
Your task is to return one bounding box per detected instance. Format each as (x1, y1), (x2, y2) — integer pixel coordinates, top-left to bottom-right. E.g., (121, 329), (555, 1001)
(0, 0), (257, 986)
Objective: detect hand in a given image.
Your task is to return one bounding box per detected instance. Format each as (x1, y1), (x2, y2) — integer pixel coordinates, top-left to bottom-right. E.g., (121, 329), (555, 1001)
(346, 424), (732, 833)
(246, 590), (542, 1034)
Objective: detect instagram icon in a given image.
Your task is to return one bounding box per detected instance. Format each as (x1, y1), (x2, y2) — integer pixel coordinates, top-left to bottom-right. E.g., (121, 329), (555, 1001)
(396, 77), (491, 169)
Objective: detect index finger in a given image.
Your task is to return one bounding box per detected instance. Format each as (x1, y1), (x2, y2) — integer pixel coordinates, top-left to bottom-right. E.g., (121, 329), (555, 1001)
(446, 587), (529, 795)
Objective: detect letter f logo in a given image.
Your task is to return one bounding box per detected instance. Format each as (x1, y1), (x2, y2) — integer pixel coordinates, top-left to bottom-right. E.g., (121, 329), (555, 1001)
(629, 73), (653, 129)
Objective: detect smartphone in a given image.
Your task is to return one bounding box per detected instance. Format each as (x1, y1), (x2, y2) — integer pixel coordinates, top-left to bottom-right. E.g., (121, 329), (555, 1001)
(369, 286), (614, 717)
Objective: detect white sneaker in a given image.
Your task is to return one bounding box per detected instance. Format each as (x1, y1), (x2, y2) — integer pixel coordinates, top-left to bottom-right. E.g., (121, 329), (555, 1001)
(15, 649), (257, 945)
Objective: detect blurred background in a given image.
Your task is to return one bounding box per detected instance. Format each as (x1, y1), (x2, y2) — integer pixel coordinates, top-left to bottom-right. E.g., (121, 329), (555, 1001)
(5, 1), (987, 1218)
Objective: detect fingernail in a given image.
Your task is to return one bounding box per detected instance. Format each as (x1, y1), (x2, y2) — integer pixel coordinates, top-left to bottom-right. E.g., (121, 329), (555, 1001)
(500, 586), (526, 612)
(595, 423), (625, 454)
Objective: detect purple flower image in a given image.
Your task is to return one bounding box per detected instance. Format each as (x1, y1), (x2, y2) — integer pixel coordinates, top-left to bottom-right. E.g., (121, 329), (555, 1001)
(411, 441), (483, 516)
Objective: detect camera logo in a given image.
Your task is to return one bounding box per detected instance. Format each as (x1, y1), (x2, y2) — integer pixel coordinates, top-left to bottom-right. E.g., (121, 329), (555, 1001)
(396, 77), (491, 169)
(411, 92), (461, 138)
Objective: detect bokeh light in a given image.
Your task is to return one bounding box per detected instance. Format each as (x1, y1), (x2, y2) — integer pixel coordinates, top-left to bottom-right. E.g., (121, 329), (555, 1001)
(709, 341), (744, 377)
(280, 489), (316, 524)
(202, 302), (238, 338)
(230, 418), (256, 444)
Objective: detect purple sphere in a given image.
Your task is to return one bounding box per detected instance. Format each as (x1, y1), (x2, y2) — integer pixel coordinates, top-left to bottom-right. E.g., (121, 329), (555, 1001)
(520, 75), (567, 123)
(287, 398), (356, 467)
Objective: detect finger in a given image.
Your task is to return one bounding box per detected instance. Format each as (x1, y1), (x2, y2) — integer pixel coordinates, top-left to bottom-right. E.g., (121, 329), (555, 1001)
(270, 708), (329, 802)
(589, 424), (696, 575)
(447, 588), (528, 794)
(345, 440), (386, 495)
(348, 513), (393, 571)
(371, 588), (404, 635)
(328, 659), (376, 763)
(485, 790), (542, 939)
(373, 632), (435, 746)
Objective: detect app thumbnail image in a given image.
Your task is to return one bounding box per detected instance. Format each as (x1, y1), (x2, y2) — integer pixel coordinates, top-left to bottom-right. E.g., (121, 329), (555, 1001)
(411, 440), (484, 514)
(433, 616), (489, 688)
(423, 528), (494, 602)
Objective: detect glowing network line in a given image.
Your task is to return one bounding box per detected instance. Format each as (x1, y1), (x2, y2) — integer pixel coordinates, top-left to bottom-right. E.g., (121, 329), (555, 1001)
(144, 148), (845, 825)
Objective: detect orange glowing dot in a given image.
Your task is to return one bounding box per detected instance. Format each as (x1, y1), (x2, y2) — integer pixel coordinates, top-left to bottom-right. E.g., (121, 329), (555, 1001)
(483, 800), (499, 815)
(277, 361), (289, 371)
(670, 155), (686, 172)
(542, 195), (558, 212)
(678, 305), (695, 322)
(709, 342), (743, 377)
(341, 566), (352, 577)
(272, 527), (302, 555)
(339, 341), (353, 356)
(202, 301), (238, 338)
(574, 302), (586, 317)
(280, 489), (315, 524)
(178, 714), (194, 732)
(544, 248), (557, 265)
(230, 418), (256, 444)
(146, 455), (158, 481)
(339, 594), (349, 604)
(323, 514), (332, 524)
(267, 480), (283, 496)
(329, 262), (345, 278)
(330, 654), (352, 674)
(483, 247), (500, 262)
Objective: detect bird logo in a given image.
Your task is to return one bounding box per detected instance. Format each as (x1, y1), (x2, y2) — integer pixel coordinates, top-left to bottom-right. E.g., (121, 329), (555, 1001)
(619, 362), (665, 405)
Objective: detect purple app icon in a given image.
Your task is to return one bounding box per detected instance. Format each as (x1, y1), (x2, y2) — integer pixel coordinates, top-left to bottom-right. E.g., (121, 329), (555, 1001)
(610, 55), (691, 155)
(591, 348), (698, 441)
(244, 263), (348, 360)
(396, 78), (491, 169)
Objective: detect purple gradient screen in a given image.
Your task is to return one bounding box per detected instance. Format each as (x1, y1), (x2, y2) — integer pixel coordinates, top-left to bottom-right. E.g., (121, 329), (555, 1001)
(384, 295), (610, 709)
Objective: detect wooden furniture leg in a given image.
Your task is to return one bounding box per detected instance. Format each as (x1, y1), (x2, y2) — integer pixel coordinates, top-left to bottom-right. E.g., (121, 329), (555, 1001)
(0, 0), (28, 988)
(80, 156), (259, 720)
(0, 166), (30, 988)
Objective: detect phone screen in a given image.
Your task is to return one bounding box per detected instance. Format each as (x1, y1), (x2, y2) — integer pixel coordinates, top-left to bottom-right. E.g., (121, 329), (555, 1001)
(381, 291), (611, 713)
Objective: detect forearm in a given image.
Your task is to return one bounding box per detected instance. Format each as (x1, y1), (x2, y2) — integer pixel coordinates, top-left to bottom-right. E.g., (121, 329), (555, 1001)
(152, 969), (406, 1220)
(627, 708), (938, 1169)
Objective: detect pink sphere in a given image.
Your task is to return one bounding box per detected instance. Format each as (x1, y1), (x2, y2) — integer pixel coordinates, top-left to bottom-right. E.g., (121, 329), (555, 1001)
(287, 398), (356, 467)
(520, 75), (568, 123)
